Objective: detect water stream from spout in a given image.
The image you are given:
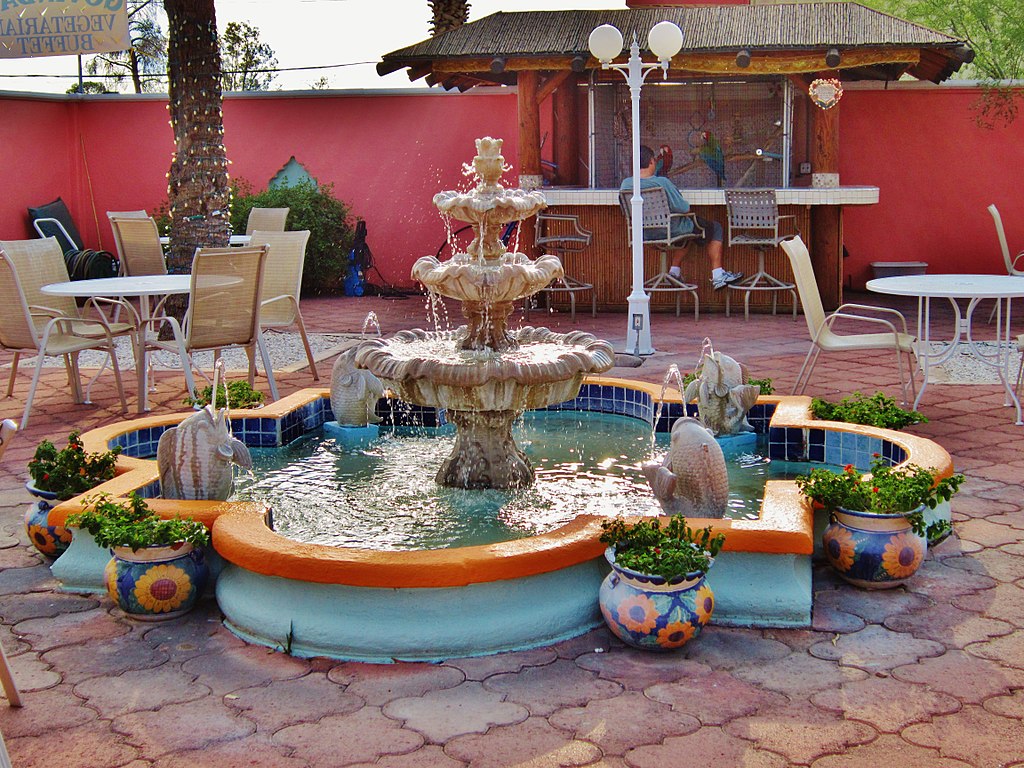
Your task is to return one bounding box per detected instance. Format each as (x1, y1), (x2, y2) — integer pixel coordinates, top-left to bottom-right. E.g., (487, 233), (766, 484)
(361, 312), (381, 338)
(652, 363), (689, 457)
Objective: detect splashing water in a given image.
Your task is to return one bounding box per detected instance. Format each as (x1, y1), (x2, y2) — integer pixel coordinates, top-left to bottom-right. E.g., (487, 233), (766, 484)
(361, 312), (381, 338)
(652, 363), (690, 457)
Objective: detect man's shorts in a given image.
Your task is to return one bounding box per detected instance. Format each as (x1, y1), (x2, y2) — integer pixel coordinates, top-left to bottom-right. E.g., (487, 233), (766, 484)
(693, 215), (724, 245)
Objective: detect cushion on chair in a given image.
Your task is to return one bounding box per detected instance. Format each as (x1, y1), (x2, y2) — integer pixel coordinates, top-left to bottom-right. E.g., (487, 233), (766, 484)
(27, 197), (84, 254)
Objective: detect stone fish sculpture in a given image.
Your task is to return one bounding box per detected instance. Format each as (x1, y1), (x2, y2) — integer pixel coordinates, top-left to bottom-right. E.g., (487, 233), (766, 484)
(330, 349), (385, 427)
(157, 406), (252, 501)
(642, 417), (729, 518)
(683, 350), (760, 436)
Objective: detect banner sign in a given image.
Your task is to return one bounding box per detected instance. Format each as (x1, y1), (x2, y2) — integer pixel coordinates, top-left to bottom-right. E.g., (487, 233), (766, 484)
(1, 0), (130, 59)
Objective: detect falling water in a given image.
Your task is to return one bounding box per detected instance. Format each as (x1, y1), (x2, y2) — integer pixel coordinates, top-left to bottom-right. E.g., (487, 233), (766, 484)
(652, 363), (690, 456)
(361, 312), (381, 338)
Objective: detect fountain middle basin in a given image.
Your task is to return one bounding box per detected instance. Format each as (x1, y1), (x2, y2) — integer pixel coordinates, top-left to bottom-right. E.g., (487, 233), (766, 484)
(50, 382), (956, 662)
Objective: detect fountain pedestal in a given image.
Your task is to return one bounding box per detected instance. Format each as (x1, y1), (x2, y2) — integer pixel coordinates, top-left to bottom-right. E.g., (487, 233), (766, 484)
(438, 409), (531, 489)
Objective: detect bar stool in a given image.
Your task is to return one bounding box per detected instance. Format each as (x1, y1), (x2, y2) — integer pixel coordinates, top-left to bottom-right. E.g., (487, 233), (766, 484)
(530, 212), (596, 322)
(724, 188), (799, 320)
(618, 187), (700, 320)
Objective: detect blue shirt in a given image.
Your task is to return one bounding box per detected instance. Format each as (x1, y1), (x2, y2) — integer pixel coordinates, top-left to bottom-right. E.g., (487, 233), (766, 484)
(620, 175), (694, 238)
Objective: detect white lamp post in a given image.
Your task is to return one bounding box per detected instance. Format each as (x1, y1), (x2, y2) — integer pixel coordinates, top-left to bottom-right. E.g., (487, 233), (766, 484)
(588, 21), (683, 355)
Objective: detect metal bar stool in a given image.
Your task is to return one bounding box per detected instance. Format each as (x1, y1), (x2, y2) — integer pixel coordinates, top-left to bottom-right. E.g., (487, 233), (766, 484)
(618, 187), (700, 320)
(530, 212), (596, 322)
(724, 188), (799, 320)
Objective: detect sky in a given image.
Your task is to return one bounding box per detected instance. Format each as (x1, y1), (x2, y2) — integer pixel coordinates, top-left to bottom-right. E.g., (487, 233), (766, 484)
(0, 0), (619, 93)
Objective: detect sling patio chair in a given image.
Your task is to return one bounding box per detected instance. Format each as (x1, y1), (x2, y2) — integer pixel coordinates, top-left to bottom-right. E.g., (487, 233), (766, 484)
(151, 244), (279, 402)
(780, 235), (917, 404)
(0, 238), (135, 428)
(987, 204), (1024, 323)
(249, 229), (319, 381)
(245, 207), (289, 236)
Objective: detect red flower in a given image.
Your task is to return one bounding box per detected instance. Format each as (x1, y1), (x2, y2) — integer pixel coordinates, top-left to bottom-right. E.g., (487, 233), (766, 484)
(844, 464), (855, 473)
(872, 487), (879, 493)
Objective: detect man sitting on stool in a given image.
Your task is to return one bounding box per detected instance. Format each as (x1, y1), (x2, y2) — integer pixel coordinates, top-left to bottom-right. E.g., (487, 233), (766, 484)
(621, 145), (743, 290)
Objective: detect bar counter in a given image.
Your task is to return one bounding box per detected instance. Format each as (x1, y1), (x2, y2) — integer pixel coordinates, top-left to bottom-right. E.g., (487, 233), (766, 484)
(535, 186), (879, 314)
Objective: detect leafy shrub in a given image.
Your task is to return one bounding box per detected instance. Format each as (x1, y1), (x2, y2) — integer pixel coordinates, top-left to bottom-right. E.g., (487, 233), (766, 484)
(28, 432), (121, 501)
(185, 380), (264, 409)
(230, 179), (355, 297)
(811, 391), (926, 430)
(67, 492), (210, 551)
(599, 515), (726, 579)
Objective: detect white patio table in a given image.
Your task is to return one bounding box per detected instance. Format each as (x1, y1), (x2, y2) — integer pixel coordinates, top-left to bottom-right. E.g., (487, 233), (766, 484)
(866, 273), (1024, 425)
(158, 235), (251, 247)
(42, 275), (192, 413)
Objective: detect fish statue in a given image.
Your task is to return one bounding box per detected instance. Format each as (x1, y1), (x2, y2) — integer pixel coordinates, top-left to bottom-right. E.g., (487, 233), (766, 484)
(157, 406), (252, 501)
(330, 349), (385, 427)
(683, 350), (761, 436)
(641, 417), (728, 518)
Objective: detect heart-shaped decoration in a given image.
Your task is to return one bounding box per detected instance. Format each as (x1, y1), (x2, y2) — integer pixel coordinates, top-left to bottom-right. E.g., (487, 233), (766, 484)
(809, 78), (844, 110)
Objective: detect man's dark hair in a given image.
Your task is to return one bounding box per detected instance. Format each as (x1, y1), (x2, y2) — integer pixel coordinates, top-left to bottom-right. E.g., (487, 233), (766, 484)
(639, 145), (656, 169)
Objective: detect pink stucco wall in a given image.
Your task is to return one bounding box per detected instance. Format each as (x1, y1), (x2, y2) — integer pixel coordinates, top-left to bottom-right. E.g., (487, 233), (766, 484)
(2, 84), (1021, 291)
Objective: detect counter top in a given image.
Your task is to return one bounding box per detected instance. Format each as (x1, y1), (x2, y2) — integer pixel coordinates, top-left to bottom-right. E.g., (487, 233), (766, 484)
(541, 187), (879, 207)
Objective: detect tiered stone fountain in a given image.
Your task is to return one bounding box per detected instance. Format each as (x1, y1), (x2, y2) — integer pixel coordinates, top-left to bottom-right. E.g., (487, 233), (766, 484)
(354, 137), (614, 489)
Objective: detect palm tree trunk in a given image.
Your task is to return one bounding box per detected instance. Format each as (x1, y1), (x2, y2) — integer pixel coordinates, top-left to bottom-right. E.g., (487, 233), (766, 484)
(428, 0), (470, 36)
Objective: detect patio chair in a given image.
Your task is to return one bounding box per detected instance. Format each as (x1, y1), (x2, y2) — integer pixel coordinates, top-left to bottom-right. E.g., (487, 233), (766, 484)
(780, 236), (917, 403)
(1016, 334), (1024, 399)
(618, 187), (700, 320)
(152, 245), (279, 402)
(28, 196), (84, 255)
(529, 212), (596, 322)
(108, 215), (167, 277)
(245, 207), (289, 236)
(987, 204), (1024, 323)
(0, 418), (23, 712)
(0, 238), (133, 428)
(724, 188), (799, 320)
(249, 229), (319, 381)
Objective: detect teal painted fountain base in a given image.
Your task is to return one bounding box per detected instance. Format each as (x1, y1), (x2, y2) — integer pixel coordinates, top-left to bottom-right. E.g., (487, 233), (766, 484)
(216, 548), (812, 661)
(216, 560), (605, 662)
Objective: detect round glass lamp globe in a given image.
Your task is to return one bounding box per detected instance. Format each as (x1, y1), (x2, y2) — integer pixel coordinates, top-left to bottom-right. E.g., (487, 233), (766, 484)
(648, 20), (683, 61)
(588, 24), (624, 63)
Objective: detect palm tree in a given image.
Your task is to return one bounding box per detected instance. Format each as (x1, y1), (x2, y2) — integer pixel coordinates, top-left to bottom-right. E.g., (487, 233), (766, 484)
(85, 0), (167, 93)
(428, 0), (470, 36)
(163, 0), (231, 278)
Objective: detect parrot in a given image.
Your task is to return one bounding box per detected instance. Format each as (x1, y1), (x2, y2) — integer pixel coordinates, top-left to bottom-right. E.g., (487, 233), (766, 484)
(654, 144), (673, 176)
(699, 130), (726, 187)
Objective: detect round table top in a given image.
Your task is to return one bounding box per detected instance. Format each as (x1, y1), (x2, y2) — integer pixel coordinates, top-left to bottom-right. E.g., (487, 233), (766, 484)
(41, 274), (192, 297)
(866, 273), (1024, 300)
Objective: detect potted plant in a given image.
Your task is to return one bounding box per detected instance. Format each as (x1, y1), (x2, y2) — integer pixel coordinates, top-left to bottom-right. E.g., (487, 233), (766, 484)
(24, 432), (122, 557)
(184, 380), (264, 410)
(795, 457), (963, 589)
(598, 515), (725, 650)
(811, 391), (927, 430)
(66, 493), (210, 620)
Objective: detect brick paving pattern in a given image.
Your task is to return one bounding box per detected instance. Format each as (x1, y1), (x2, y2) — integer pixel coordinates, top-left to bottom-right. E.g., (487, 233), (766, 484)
(2, 293), (1023, 767)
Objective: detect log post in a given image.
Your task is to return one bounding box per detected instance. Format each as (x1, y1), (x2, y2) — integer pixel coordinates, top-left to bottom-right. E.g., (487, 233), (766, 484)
(517, 69), (542, 253)
(810, 86), (842, 308)
(553, 74), (579, 186)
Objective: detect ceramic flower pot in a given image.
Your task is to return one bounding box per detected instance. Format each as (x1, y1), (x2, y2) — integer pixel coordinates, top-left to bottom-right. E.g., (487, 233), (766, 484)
(24, 481), (71, 557)
(822, 505), (927, 589)
(105, 542), (209, 620)
(598, 547), (714, 650)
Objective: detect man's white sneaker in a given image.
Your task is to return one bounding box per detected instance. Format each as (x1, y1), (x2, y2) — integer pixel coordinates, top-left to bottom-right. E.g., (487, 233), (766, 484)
(711, 270), (744, 290)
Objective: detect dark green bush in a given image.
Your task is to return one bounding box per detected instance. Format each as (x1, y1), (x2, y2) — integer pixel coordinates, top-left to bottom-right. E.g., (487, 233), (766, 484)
(230, 179), (355, 297)
(811, 391), (927, 430)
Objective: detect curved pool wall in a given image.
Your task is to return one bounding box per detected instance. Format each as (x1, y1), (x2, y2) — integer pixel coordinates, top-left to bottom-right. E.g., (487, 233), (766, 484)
(48, 380), (956, 662)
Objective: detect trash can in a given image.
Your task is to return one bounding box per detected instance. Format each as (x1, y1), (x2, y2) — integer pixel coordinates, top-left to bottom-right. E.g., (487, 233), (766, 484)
(870, 261), (928, 279)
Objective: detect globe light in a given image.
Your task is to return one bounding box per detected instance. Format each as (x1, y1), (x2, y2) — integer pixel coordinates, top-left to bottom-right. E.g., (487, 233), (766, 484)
(588, 24), (624, 64)
(648, 20), (683, 63)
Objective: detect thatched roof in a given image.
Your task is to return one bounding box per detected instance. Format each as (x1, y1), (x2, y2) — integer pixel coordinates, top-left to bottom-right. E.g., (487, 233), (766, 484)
(378, 3), (972, 90)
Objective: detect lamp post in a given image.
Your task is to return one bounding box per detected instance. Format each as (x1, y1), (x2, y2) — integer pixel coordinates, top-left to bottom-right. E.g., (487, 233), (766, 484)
(588, 21), (683, 356)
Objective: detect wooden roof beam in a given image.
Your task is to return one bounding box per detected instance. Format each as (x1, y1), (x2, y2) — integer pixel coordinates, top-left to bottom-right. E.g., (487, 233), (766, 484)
(536, 70), (572, 104)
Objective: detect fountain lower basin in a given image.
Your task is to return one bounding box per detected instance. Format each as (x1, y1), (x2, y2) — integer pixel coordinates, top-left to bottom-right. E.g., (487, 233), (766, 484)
(48, 381), (955, 662)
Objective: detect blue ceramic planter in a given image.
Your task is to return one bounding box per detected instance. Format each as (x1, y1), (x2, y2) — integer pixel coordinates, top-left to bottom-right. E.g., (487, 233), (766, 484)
(24, 481), (71, 558)
(598, 546), (714, 650)
(105, 543), (209, 620)
(822, 506), (927, 589)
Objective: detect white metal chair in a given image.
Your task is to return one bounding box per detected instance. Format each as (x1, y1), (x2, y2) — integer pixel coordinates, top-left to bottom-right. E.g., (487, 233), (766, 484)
(724, 188), (799, 320)
(0, 418), (24, 714)
(987, 204), (1024, 323)
(618, 187), (700, 320)
(249, 229), (319, 381)
(245, 207), (289, 236)
(0, 238), (134, 428)
(152, 245), (279, 402)
(530, 212), (595, 322)
(108, 216), (167, 278)
(1016, 334), (1024, 399)
(781, 236), (917, 404)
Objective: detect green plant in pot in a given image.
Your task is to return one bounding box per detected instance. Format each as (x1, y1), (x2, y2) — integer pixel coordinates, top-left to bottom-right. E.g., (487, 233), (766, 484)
(185, 379), (265, 410)
(24, 432), (122, 557)
(598, 515), (725, 650)
(66, 493), (210, 620)
(795, 457), (963, 589)
(811, 391), (926, 430)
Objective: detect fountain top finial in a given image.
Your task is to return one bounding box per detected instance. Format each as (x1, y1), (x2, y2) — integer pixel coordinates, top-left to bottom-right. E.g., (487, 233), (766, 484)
(471, 136), (506, 190)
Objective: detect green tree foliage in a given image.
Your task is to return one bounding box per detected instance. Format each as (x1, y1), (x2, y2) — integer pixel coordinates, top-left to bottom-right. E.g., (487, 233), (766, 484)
(231, 180), (355, 297)
(862, 0), (1024, 126)
(220, 21), (278, 91)
(85, 0), (167, 93)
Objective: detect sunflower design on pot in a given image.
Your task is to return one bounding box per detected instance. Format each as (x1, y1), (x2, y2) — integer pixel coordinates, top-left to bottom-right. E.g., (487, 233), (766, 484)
(822, 524), (856, 572)
(882, 532), (924, 579)
(657, 620), (696, 649)
(616, 594), (660, 634)
(694, 584), (715, 625)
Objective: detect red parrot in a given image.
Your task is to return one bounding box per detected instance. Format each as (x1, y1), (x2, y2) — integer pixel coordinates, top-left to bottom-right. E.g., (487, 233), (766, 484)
(655, 144), (673, 176)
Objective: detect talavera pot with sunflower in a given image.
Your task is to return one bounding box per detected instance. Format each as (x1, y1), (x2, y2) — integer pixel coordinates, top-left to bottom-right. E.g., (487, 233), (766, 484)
(597, 515), (725, 650)
(796, 457), (964, 589)
(66, 493), (209, 620)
